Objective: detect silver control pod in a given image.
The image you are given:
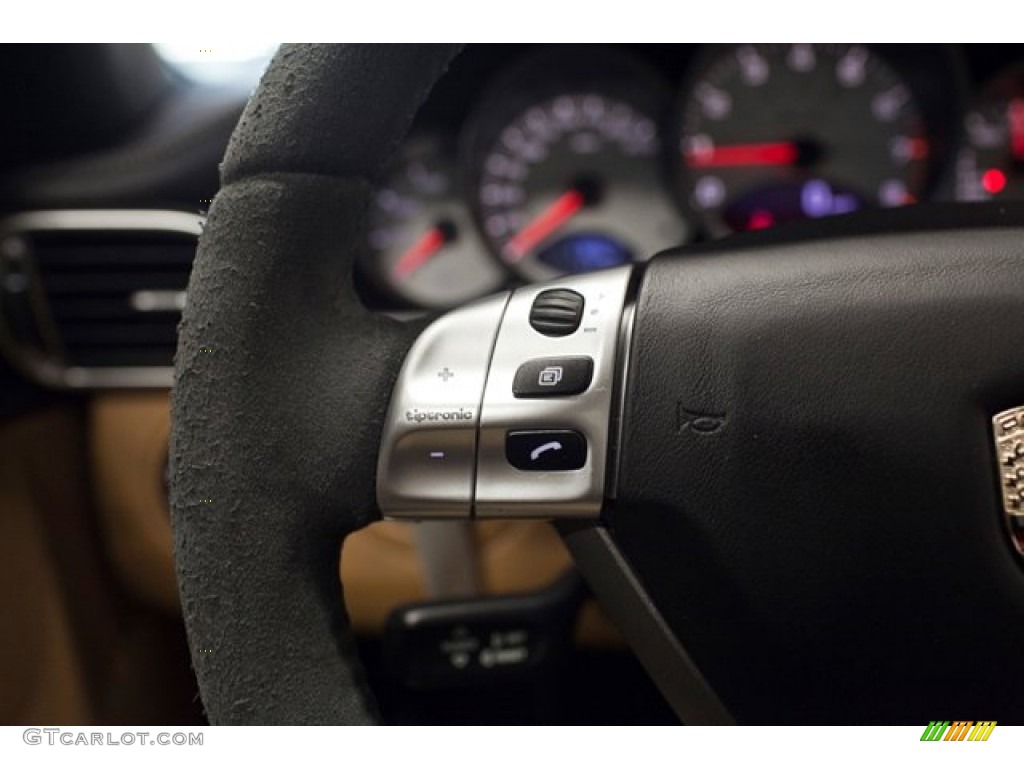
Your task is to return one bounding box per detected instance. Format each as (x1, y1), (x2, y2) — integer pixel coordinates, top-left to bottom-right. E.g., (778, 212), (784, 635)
(377, 266), (632, 520)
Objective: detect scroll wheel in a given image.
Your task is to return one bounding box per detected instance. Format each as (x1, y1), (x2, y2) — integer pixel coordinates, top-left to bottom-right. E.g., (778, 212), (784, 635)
(529, 289), (585, 337)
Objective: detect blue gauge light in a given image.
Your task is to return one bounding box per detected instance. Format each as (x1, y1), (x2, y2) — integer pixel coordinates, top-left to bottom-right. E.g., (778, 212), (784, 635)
(537, 234), (633, 274)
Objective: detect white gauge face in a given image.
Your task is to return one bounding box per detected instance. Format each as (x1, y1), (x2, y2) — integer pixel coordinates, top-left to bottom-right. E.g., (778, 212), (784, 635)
(476, 92), (687, 283)
(366, 137), (505, 308)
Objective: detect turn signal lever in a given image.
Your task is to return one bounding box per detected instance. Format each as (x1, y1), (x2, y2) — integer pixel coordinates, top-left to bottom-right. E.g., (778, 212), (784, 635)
(382, 570), (586, 690)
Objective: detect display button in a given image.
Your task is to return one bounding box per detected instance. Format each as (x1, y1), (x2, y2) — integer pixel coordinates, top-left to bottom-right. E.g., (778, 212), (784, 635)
(513, 356), (593, 398)
(506, 430), (587, 471)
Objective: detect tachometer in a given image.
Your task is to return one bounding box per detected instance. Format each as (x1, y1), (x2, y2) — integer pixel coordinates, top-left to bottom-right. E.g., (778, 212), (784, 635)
(468, 50), (689, 282)
(363, 136), (505, 308)
(679, 44), (932, 235)
(956, 68), (1024, 202)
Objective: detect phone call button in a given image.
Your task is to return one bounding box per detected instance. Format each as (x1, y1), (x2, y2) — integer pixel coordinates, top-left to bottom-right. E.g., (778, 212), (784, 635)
(505, 430), (587, 471)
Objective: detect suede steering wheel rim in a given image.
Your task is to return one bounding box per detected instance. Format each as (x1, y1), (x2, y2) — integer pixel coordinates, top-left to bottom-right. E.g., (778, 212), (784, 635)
(171, 44), (461, 724)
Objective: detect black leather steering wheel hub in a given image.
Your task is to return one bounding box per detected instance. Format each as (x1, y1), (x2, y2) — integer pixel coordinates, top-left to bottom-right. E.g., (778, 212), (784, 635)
(615, 225), (1024, 723)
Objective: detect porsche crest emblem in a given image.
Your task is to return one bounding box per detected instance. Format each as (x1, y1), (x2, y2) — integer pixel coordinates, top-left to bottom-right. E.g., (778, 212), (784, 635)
(993, 406), (1024, 556)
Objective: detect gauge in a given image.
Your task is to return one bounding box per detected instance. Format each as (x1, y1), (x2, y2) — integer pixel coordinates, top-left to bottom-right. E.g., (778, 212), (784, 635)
(468, 51), (689, 282)
(956, 68), (1024, 201)
(679, 44), (932, 235)
(363, 136), (504, 308)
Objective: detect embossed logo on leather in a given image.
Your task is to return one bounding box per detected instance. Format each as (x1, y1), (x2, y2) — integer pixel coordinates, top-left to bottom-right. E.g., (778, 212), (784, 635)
(677, 404), (726, 435)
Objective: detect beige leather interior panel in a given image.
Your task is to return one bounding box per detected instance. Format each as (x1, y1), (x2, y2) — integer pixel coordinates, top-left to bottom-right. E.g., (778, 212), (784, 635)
(90, 393), (179, 614)
(0, 406), (202, 726)
(0, 417), (90, 724)
(90, 393), (624, 646)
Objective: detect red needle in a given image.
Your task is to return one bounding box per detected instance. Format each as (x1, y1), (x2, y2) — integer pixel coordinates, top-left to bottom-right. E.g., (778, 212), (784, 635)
(504, 189), (585, 262)
(685, 141), (800, 168)
(1009, 98), (1024, 160)
(391, 226), (447, 279)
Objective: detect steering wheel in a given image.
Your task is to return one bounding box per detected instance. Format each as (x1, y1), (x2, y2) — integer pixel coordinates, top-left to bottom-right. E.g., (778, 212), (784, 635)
(171, 44), (1024, 725)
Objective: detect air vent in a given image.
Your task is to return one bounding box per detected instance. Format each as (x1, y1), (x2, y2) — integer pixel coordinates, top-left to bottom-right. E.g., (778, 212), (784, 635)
(0, 211), (203, 388)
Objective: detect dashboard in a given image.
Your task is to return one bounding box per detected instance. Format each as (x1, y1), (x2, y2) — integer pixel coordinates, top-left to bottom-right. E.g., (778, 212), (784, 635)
(355, 44), (1024, 310)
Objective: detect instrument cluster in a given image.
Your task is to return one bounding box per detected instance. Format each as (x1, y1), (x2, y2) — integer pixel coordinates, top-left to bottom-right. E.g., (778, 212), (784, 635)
(357, 44), (1022, 309)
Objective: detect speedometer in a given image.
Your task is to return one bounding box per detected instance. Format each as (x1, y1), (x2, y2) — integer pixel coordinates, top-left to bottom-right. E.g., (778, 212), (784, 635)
(679, 44), (932, 235)
(468, 49), (689, 282)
